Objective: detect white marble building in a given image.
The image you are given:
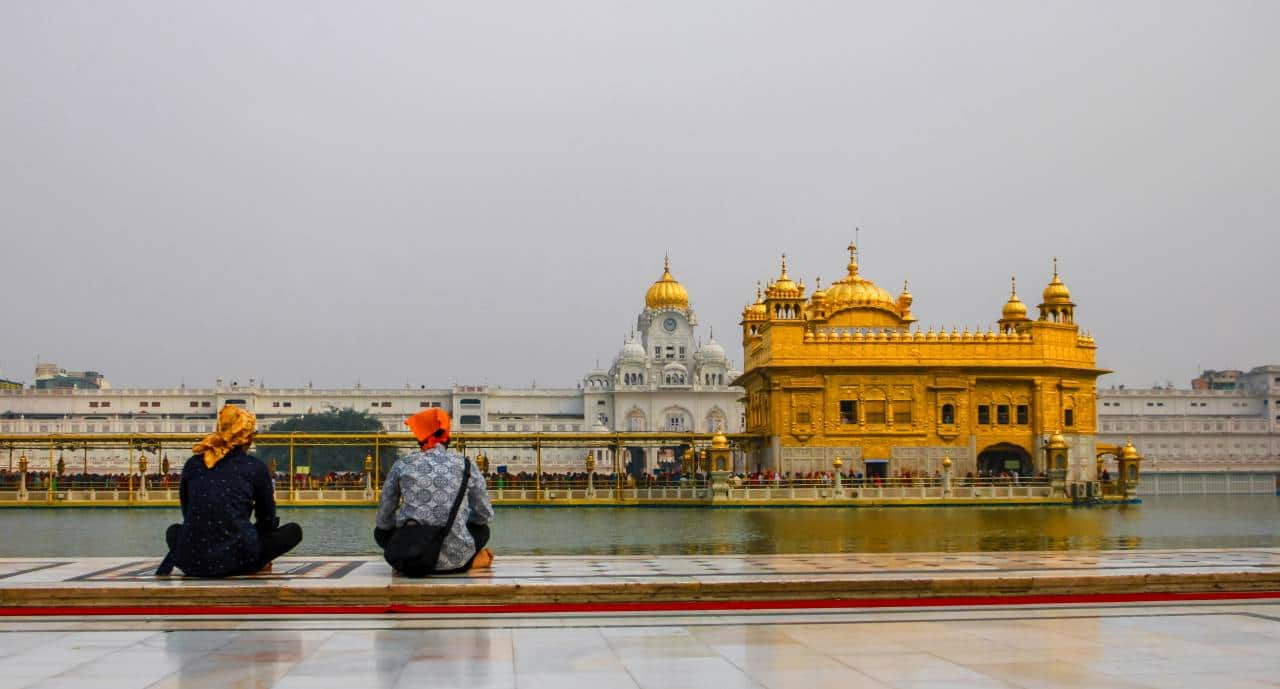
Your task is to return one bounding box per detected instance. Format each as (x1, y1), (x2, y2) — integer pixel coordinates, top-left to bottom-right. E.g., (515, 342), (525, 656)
(1097, 365), (1280, 472)
(0, 259), (744, 475)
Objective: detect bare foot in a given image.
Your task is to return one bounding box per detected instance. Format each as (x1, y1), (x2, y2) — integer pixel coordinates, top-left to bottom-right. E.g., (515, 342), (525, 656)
(470, 548), (494, 570)
(256, 562), (273, 574)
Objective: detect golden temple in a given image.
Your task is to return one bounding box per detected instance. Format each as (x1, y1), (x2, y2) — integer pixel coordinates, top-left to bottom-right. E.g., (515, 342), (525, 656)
(736, 245), (1113, 487)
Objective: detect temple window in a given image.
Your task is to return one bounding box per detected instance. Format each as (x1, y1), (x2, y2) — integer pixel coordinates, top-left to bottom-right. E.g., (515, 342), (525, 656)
(978, 405), (991, 425)
(941, 404), (955, 424)
(1016, 405), (1029, 425)
(892, 401), (912, 425)
(865, 400), (886, 424)
(1064, 409), (1075, 427)
(996, 405), (1010, 425)
(839, 400), (857, 424)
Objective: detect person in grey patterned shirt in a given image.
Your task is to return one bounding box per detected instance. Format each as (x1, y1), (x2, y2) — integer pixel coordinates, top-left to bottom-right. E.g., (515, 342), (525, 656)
(375, 409), (494, 572)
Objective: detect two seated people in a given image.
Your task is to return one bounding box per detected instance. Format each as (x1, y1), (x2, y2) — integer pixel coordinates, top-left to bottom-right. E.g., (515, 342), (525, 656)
(157, 406), (493, 578)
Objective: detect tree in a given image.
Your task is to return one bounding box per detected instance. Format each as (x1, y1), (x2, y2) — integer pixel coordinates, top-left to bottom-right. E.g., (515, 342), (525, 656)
(257, 409), (399, 476)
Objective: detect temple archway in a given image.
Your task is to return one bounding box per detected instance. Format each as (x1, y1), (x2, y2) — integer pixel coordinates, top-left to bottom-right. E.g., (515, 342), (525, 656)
(977, 443), (1033, 476)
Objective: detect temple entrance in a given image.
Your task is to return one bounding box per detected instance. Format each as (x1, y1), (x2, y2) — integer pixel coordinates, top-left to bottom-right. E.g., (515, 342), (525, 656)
(977, 443), (1033, 476)
(864, 459), (889, 479)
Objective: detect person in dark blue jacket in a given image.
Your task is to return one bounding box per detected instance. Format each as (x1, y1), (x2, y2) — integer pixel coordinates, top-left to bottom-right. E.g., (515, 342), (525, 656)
(156, 405), (302, 577)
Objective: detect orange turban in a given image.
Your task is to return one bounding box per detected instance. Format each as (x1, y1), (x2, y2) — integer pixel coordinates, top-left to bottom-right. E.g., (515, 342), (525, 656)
(192, 405), (257, 469)
(405, 408), (451, 450)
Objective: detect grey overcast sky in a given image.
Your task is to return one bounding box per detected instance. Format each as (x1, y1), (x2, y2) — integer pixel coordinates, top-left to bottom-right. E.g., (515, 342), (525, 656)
(1, 1), (1276, 390)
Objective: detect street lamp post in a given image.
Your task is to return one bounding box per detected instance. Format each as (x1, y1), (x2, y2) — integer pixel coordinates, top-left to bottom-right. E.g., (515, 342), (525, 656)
(942, 450), (953, 497)
(17, 454), (28, 501)
(364, 453), (374, 501)
(138, 455), (149, 500)
(585, 451), (596, 497)
(832, 455), (843, 497)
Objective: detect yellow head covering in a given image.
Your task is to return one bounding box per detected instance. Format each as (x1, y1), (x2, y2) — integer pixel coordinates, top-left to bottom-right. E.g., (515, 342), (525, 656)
(193, 405), (257, 469)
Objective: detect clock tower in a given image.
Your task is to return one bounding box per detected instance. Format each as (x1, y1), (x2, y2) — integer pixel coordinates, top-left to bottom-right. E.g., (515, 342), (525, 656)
(637, 256), (697, 372)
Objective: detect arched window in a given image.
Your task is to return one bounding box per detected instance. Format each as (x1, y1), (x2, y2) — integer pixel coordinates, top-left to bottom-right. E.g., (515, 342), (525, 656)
(941, 404), (955, 424)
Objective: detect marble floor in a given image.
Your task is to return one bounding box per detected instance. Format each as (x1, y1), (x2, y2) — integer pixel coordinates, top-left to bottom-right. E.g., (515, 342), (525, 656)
(0, 599), (1277, 688)
(4, 548), (1279, 587)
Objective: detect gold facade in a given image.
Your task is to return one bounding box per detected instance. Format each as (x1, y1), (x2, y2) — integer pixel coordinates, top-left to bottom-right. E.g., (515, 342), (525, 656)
(737, 247), (1107, 480)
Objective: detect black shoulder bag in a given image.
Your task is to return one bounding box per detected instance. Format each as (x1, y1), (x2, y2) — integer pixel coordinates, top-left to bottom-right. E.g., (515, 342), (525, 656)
(383, 458), (471, 577)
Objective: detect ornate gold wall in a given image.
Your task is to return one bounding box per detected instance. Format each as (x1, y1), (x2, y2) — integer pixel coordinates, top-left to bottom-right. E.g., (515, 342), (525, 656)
(736, 248), (1106, 479)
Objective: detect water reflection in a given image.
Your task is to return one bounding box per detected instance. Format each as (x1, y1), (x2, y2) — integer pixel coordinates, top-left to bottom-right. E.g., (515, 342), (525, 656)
(3, 495), (1276, 557)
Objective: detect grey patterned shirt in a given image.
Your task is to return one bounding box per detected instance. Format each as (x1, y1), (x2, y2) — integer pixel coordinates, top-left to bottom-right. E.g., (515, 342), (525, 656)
(375, 447), (494, 571)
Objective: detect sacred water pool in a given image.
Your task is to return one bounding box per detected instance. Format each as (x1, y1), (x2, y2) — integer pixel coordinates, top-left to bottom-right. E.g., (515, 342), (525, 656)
(3, 494), (1276, 557)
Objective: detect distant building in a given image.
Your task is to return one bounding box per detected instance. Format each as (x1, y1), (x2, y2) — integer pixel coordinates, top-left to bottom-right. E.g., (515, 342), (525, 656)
(1098, 365), (1280, 482)
(1191, 369), (1243, 391)
(0, 379), (21, 392)
(33, 363), (109, 390)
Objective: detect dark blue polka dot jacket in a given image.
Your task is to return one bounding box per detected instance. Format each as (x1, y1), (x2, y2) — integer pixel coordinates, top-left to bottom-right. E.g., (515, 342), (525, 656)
(165, 449), (278, 577)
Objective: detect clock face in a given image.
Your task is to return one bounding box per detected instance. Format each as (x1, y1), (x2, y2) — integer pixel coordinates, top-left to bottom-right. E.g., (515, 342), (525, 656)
(662, 317), (678, 333)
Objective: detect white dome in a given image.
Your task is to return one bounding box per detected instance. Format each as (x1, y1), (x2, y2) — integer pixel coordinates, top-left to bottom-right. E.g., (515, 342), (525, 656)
(619, 333), (646, 364)
(699, 339), (727, 362)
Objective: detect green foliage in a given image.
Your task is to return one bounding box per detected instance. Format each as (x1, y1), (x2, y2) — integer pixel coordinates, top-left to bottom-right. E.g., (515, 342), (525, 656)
(256, 409), (400, 476)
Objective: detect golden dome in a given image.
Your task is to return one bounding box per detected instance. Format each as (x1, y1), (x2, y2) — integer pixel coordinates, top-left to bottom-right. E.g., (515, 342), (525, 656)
(810, 277), (826, 301)
(1046, 430), (1068, 451)
(1121, 438), (1141, 460)
(822, 244), (899, 312)
(766, 254), (802, 298)
(1002, 276), (1028, 320)
(1042, 258), (1072, 304)
(645, 256), (690, 310)
(748, 283), (767, 315)
(897, 280), (913, 308)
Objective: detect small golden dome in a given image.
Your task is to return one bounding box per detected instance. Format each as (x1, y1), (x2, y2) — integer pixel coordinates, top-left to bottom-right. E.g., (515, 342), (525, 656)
(1042, 258), (1072, 304)
(767, 254), (802, 298)
(1003, 276), (1028, 320)
(747, 283), (767, 316)
(1046, 430), (1068, 451)
(1121, 438), (1141, 460)
(823, 244), (899, 312)
(810, 277), (826, 301)
(645, 256), (690, 310)
(711, 432), (729, 450)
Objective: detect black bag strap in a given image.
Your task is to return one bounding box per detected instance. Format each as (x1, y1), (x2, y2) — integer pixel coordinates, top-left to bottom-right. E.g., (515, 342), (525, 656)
(442, 457), (471, 538)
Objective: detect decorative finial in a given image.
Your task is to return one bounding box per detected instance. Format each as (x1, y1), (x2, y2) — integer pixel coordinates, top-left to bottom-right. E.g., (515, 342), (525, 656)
(1011, 275), (1017, 297)
(780, 253), (788, 278)
(816, 276), (822, 290)
(902, 279), (910, 293)
(1052, 256), (1059, 279)
(756, 281), (763, 301)
(664, 253), (671, 275)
